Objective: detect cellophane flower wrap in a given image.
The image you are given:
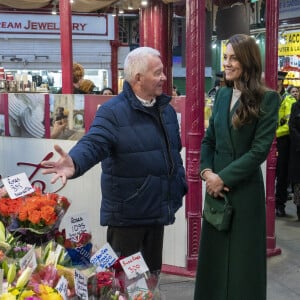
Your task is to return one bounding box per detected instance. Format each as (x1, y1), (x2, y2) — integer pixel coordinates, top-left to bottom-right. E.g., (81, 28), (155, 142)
(0, 187), (70, 245)
(93, 258), (163, 300)
(55, 229), (92, 267)
(0, 263), (64, 300)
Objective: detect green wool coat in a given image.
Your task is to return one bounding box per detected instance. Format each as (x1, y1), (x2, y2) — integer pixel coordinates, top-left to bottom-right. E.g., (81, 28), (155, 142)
(194, 87), (280, 300)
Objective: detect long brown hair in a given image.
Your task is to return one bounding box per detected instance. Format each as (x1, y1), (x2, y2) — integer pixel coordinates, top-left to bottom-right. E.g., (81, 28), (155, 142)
(225, 34), (268, 128)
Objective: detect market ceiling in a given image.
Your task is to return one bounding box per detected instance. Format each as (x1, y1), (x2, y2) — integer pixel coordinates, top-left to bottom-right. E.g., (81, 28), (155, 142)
(0, 0), (185, 13)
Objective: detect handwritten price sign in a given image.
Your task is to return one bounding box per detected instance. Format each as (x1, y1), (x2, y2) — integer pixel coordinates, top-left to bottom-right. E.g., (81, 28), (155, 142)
(120, 252), (149, 279)
(19, 247), (37, 271)
(90, 243), (118, 271)
(74, 269), (88, 300)
(65, 212), (90, 242)
(55, 275), (68, 300)
(2, 172), (34, 199)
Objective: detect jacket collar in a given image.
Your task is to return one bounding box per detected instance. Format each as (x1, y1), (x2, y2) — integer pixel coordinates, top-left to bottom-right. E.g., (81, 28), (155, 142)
(122, 81), (172, 110)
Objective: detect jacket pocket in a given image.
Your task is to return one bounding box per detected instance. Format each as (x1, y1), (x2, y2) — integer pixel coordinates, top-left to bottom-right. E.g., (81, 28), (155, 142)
(122, 175), (162, 220)
(171, 173), (187, 212)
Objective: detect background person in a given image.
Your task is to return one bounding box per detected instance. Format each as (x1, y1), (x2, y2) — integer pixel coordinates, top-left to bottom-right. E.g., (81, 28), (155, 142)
(100, 87), (115, 95)
(72, 62), (85, 93)
(172, 85), (181, 96)
(287, 85), (299, 101)
(194, 34), (279, 300)
(41, 47), (187, 273)
(207, 71), (225, 99)
(56, 62), (85, 94)
(288, 87), (300, 221)
(275, 72), (297, 217)
(79, 79), (95, 94)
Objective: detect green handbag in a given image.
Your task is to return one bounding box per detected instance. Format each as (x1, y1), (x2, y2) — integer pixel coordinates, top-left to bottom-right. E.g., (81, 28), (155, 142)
(203, 193), (233, 231)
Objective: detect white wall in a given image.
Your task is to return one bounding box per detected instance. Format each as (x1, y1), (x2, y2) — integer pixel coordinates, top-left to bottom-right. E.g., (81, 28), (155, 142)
(0, 136), (187, 267)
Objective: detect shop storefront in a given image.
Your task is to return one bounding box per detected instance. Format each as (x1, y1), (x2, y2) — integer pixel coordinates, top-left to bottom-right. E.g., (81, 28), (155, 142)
(279, 30), (300, 87)
(0, 12), (129, 93)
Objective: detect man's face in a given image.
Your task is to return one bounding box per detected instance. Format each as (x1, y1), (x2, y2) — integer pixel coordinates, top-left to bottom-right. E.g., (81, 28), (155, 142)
(139, 55), (166, 100)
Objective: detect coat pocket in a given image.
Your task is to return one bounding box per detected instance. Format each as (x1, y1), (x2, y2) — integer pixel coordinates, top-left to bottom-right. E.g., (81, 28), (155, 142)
(122, 175), (162, 220)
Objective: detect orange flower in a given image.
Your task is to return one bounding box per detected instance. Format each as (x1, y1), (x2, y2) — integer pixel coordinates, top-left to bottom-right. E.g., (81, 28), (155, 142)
(0, 188), (70, 234)
(41, 206), (57, 225)
(28, 209), (42, 224)
(18, 207), (29, 222)
(0, 198), (22, 216)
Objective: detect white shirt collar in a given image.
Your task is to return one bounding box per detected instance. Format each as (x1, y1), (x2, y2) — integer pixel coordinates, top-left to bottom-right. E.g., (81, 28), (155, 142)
(136, 95), (156, 107)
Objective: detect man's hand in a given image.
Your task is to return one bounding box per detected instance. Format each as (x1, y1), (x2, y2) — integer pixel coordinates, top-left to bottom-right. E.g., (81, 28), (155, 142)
(41, 144), (75, 185)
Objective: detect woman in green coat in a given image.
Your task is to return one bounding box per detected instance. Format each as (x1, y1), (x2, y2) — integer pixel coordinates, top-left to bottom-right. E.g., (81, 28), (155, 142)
(194, 34), (280, 300)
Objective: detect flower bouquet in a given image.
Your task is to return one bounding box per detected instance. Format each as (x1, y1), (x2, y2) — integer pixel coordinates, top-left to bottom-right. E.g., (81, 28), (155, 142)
(0, 264), (64, 300)
(93, 257), (162, 300)
(0, 188), (70, 246)
(55, 229), (92, 267)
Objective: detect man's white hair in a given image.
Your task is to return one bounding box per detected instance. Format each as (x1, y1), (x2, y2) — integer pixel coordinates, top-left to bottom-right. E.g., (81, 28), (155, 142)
(124, 47), (161, 83)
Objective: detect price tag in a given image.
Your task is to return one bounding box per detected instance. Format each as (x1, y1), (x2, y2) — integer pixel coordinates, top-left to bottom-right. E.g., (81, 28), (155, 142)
(65, 212), (90, 242)
(120, 252), (149, 280)
(55, 275), (68, 300)
(45, 250), (56, 266)
(90, 242), (118, 271)
(74, 269), (88, 300)
(19, 247), (37, 271)
(2, 172), (34, 199)
(54, 244), (64, 266)
(127, 277), (149, 299)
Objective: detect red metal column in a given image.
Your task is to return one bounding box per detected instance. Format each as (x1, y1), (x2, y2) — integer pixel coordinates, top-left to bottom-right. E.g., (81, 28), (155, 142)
(59, 0), (73, 93)
(139, 0), (173, 95)
(265, 0), (281, 256)
(110, 16), (120, 94)
(185, 0), (205, 271)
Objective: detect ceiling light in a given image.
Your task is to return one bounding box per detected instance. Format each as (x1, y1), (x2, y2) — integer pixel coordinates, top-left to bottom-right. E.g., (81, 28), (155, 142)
(128, 0), (133, 10)
(51, 0), (58, 15)
(211, 38), (217, 49)
(112, 6), (117, 17)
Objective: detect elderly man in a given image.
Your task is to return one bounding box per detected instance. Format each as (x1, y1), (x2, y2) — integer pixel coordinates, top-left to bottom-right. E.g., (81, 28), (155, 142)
(42, 47), (187, 272)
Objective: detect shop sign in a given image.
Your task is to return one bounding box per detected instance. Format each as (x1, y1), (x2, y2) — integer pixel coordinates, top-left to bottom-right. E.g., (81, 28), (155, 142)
(0, 13), (114, 39)
(278, 31), (300, 56)
(280, 0), (300, 20)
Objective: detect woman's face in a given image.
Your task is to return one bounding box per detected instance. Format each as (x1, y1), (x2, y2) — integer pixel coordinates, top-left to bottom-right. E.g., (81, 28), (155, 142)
(223, 43), (243, 85)
(289, 87), (299, 99)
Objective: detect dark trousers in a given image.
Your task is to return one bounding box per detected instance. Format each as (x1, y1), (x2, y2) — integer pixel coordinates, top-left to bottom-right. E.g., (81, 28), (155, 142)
(275, 135), (290, 209)
(107, 225), (164, 272)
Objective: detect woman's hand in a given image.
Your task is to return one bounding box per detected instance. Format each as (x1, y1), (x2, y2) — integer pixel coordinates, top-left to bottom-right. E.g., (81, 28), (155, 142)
(204, 171), (229, 198)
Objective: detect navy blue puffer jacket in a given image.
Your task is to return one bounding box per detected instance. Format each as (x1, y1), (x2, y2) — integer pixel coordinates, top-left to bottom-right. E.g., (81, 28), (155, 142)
(69, 81), (187, 226)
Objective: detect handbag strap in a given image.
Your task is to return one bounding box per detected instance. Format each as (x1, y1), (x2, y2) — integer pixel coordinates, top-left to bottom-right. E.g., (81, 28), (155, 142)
(223, 193), (231, 205)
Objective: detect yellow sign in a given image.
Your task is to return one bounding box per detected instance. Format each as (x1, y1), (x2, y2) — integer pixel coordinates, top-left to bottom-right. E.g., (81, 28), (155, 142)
(278, 32), (300, 56)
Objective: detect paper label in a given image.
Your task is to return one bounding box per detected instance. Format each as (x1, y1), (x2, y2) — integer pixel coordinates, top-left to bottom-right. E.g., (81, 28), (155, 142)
(127, 277), (149, 299)
(2, 172), (34, 199)
(19, 247), (37, 271)
(55, 275), (68, 300)
(74, 269), (88, 300)
(120, 252), (149, 280)
(65, 212), (90, 242)
(90, 242), (118, 271)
